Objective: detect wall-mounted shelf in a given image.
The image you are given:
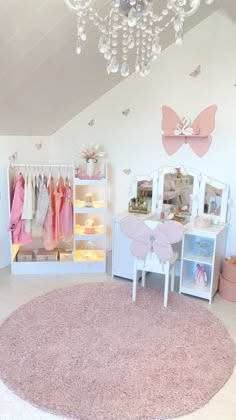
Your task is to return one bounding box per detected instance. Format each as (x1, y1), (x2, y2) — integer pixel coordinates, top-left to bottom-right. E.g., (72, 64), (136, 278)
(163, 135), (209, 139)
(161, 104), (217, 157)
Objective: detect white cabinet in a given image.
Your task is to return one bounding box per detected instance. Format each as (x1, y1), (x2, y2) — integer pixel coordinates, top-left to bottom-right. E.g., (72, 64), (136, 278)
(73, 177), (107, 273)
(180, 223), (227, 303)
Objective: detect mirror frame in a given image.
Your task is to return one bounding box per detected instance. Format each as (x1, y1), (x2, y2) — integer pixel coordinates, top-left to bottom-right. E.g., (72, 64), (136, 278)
(198, 175), (229, 223)
(129, 166), (229, 224)
(130, 172), (158, 213)
(157, 165), (201, 217)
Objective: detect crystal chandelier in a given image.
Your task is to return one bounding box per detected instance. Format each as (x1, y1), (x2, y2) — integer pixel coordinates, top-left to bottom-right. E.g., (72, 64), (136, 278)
(64, 0), (215, 77)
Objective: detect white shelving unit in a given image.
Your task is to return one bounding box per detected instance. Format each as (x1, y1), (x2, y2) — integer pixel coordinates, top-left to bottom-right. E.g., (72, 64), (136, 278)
(179, 222), (228, 303)
(8, 164), (107, 274)
(73, 176), (107, 273)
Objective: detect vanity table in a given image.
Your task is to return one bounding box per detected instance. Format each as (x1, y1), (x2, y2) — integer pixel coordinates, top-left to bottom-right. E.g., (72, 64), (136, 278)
(112, 165), (229, 303)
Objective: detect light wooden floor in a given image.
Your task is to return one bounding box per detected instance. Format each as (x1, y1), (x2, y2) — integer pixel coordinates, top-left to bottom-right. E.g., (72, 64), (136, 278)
(0, 266), (235, 420)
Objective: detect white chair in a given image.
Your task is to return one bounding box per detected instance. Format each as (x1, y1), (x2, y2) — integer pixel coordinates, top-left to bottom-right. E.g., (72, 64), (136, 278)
(133, 250), (179, 307)
(119, 215), (183, 308)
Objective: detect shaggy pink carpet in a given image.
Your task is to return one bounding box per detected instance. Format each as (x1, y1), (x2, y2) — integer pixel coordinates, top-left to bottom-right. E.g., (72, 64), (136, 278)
(0, 281), (235, 420)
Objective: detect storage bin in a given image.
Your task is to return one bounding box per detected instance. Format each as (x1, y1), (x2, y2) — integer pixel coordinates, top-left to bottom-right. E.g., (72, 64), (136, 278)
(59, 250), (73, 261)
(194, 240), (213, 257)
(16, 250), (33, 262)
(36, 249), (58, 261)
(222, 257), (236, 283)
(219, 274), (236, 302)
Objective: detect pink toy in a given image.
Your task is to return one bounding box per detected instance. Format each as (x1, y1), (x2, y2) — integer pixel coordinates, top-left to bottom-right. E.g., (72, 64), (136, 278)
(75, 168), (104, 180)
(120, 215), (184, 261)
(195, 264), (208, 287)
(161, 105), (217, 157)
(194, 215), (211, 228)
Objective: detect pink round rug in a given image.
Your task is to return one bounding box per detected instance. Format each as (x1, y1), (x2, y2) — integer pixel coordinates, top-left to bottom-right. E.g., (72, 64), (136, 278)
(0, 281), (235, 420)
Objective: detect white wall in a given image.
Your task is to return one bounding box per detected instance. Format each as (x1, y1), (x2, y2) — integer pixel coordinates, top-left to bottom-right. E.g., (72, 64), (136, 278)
(0, 136), (52, 268)
(1, 9), (235, 268)
(52, 10), (236, 255)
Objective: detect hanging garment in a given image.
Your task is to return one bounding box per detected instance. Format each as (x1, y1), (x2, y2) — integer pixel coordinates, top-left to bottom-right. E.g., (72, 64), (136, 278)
(60, 184), (73, 241)
(8, 173), (32, 244)
(43, 177), (56, 251)
(22, 171), (34, 233)
(35, 176), (49, 225)
(34, 173), (40, 214)
(53, 176), (64, 243)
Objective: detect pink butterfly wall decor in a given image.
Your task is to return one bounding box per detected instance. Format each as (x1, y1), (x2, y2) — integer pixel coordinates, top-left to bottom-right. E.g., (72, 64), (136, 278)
(161, 105), (217, 157)
(120, 215), (184, 261)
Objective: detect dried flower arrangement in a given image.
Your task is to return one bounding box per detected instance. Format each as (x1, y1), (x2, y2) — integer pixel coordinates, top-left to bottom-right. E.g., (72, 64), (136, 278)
(80, 143), (105, 162)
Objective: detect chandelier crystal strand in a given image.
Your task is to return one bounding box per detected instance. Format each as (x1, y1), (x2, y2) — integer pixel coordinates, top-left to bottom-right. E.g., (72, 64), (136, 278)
(109, 8), (119, 73)
(121, 20), (130, 77)
(135, 24), (141, 73)
(64, 0), (215, 78)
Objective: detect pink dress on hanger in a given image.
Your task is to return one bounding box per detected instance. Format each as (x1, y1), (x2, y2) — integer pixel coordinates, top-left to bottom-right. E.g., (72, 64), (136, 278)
(53, 176), (64, 243)
(60, 184), (73, 241)
(43, 177), (56, 251)
(8, 173), (32, 244)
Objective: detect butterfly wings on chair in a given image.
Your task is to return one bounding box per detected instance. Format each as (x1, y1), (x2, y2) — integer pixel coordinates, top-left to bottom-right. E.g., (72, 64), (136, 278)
(161, 105), (217, 157)
(120, 215), (184, 261)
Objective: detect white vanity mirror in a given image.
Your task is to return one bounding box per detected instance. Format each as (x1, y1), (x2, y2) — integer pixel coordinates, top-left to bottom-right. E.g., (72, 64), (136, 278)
(130, 173), (158, 213)
(157, 165), (200, 219)
(198, 175), (229, 223)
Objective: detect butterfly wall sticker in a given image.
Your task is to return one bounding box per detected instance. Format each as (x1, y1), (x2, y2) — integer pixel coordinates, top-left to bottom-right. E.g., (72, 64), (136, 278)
(161, 105), (217, 157)
(122, 108), (130, 117)
(120, 215), (184, 261)
(88, 118), (95, 127)
(189, 64), (201, 78)
(123, 168), (131, 175)
(35, 139), (42, 150)
(8, 152), (17, 162)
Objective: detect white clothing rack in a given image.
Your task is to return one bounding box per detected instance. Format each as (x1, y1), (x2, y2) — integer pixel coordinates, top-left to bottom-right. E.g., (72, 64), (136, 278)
(10, 163), (74, 168)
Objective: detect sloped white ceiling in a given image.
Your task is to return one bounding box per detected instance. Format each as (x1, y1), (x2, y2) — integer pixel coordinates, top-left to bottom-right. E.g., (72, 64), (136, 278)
(0, 0), (231, 136)
(219, 0), (236, 22)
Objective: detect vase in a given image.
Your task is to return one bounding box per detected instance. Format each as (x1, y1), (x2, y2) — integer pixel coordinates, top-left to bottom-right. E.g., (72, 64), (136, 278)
(86, 159), (95, 178)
